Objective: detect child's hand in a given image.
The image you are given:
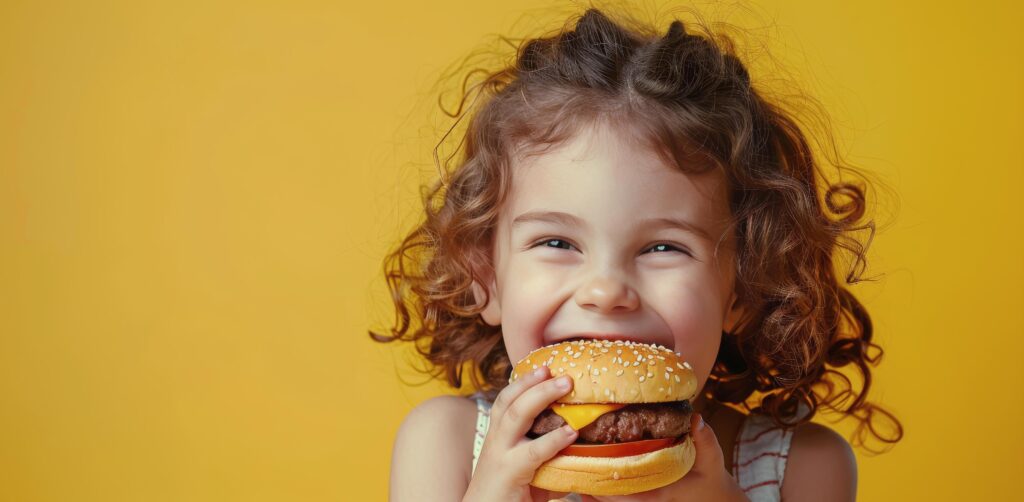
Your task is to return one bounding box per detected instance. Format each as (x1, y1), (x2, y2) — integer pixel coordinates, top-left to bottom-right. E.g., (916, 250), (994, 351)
(462, 366), (579, 502)
(579, 414), (748, 502)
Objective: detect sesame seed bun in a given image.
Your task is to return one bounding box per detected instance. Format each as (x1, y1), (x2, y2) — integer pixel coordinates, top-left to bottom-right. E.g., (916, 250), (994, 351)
(509, 339), (698, 404)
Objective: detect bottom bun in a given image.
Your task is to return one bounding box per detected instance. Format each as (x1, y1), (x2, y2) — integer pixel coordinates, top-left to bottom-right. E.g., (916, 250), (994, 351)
(530, 435), (696, 496)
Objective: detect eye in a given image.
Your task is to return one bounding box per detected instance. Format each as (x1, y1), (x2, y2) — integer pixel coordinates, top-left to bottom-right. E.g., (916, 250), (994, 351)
(533, 238), (578, 251)
(644, 243), (692, 256)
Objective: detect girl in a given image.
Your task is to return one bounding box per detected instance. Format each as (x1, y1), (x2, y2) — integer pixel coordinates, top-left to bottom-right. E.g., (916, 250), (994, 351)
(372, 7), (902, 501)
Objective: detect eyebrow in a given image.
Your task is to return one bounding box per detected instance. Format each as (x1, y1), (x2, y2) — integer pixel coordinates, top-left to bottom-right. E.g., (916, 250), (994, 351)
(511, 211), (712, 241)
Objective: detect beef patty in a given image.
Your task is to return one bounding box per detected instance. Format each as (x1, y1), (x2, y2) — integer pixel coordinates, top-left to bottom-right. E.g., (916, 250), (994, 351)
(527, 400), (693, 443)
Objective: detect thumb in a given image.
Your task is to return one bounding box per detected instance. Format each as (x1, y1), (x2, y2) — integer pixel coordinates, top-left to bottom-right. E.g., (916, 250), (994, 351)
(689, 413), (726, 474)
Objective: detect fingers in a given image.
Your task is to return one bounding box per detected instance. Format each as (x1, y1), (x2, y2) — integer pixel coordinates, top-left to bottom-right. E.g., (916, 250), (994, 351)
(517, 423), (578, 469)
(493, 422), (578, 488)
(530, 485), (574, 502)
(689, 413), (726, 474)
(491, 366), (551, 427)
(499, 375), (574, 445)
(470, 367), (580, 499)
(490, 365), (575, 450)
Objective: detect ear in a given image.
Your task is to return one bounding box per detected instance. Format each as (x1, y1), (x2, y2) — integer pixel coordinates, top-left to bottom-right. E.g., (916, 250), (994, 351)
(471, 277), (501, 326)
(723, 290), (746, 334)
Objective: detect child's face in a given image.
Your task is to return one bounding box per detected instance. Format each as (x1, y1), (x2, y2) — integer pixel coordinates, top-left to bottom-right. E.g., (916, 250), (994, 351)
(474, 121), (742, 391)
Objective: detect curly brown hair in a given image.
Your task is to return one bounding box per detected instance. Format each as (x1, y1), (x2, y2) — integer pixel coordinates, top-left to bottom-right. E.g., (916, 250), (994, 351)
(370, 7), (903, 450)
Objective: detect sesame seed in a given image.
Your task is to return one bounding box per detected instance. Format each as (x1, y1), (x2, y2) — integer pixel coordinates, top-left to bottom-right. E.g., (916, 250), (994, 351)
(562, 357), (568, 362)
(577, 371), (583, 378)
(659, 387), (665, 392)
(592, 369), (600, 376)
(616, 349), (622, 355)
(616, 370), (624, 376)
(633, 350), (639, 355)
(675, 375), (681, 382)
(573, 352), (582, 359)
(639, 376), (646, 382)
(601, 367), (607, 372)
(665, 373), (670, 380)
(558, 367), (565, 373)
(647, 373), (654, 379)
(683, 362), (692, 369)
(633, 361), (640, 366)
(676, 362), (685, 369)
(648, 360), (656, 366)
(532, 364), (538, 369)
(666, 367), (674, 372)
(569, 362), (577, 368)
(553, 350), (559, 355)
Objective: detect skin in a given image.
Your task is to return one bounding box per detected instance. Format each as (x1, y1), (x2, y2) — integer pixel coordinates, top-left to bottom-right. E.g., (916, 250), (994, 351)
(388, 119), (857, 501)
(473, 119), (741, 399)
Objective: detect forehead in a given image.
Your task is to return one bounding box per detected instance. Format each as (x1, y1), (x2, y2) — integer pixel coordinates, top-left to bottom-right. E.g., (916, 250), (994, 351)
(503, 122), (732, 234)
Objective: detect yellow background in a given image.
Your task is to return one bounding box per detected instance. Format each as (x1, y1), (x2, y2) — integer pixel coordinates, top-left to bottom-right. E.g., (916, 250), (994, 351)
(2, 0), (1021, 500)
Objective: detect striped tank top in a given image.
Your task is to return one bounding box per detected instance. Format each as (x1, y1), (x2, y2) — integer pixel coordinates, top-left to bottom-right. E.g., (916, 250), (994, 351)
(469, 391), (798, 501)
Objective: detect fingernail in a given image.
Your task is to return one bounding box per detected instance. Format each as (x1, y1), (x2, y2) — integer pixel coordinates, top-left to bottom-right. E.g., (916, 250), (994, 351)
(697, 413), (706, 430)
(555, 376), (571, 389)
(533, 367), (547, 377)
(563, 424), (577, 435)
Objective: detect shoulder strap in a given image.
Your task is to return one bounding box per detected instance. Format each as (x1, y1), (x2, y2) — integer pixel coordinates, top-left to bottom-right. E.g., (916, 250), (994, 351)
(471, 395), (491, 476)
(732, 413), (795, 501)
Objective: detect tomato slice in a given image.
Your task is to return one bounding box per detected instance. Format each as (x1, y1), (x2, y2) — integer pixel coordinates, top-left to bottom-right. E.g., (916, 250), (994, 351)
(558, 437), (680, 458)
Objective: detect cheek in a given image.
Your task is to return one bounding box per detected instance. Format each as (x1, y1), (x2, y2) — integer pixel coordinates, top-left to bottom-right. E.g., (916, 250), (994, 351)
(650, 278), (725, 388)
(498, 261), (565, 363)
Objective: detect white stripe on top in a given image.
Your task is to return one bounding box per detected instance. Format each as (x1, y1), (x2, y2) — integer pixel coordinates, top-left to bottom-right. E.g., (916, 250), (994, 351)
(731, 412), (796, 501)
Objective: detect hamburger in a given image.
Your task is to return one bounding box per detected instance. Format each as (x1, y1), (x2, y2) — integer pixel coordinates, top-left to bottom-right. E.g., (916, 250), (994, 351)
(509, 339), (698, 496)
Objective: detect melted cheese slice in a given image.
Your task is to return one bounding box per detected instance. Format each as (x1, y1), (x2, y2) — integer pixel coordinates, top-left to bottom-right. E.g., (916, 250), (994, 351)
(550, 403), (626, 430)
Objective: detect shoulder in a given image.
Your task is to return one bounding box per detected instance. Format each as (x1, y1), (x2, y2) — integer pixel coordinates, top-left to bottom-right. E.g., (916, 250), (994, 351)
(781, 422), (857, 502)
(389, 395), (478, 502)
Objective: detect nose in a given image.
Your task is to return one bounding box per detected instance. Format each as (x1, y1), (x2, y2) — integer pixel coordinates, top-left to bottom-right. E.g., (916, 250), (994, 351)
(574, 274), (640, 313)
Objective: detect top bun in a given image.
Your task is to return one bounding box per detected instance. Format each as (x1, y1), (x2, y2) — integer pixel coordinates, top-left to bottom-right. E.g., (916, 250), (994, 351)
(510, 340), (697, 404)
